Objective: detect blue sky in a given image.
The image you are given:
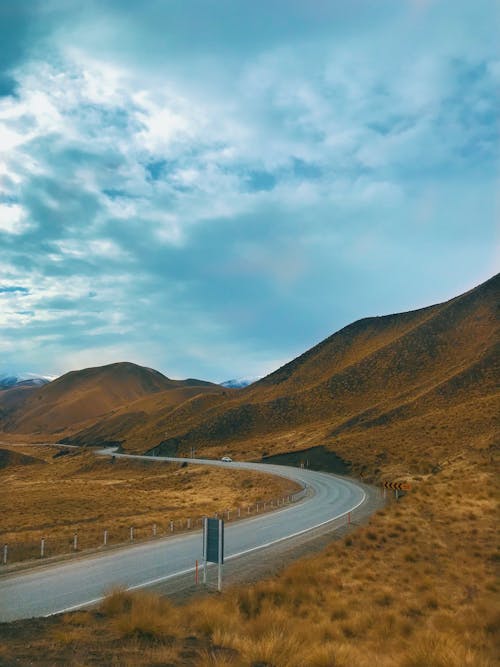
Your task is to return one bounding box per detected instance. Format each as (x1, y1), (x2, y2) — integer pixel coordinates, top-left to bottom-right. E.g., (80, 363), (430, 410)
(0, 0), (498, 382)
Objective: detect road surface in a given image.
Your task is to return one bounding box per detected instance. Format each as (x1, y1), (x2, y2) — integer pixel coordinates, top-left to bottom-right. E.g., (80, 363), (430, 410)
(0, 454), (367, 621)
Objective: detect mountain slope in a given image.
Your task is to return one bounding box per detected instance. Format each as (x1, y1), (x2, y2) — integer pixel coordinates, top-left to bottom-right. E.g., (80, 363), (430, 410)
(120, 273), (499, 468)
(4, 275), (498, 474)
(0, 362), (219, 436)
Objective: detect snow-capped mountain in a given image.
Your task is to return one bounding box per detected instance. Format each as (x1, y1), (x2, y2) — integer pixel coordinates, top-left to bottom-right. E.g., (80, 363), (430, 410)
(0, 373), (55, 390)
(220, 376), (261, 389)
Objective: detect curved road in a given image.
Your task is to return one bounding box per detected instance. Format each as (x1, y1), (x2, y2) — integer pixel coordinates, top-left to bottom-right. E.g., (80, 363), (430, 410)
(0, 453), (367, 622)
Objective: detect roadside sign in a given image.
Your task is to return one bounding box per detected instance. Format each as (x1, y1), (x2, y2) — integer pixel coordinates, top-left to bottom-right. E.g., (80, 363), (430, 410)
(204, 517), (224, 564)
(202, 517), (224, 591)
(383, 481), (412, 491)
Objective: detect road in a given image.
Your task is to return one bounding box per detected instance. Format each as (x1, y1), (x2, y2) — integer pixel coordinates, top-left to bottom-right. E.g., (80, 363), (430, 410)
(0, 454), (367, 622)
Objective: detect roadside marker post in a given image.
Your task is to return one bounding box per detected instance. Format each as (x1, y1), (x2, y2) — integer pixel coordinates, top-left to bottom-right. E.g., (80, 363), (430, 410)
(73, 533), (78, 551)
(103, 530), (108, 546)
(3, 544), (7, 565)
(130, 526), (134, 542)
(153, 523), (157, 537)
(40, 538), (45, 558)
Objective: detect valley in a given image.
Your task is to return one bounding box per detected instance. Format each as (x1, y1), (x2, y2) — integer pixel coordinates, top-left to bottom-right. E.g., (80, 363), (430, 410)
(0, 275), (498, 666)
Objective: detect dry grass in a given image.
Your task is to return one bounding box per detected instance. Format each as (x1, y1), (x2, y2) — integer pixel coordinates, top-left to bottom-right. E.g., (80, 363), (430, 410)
(0, 445), (300, 562)
(0, 453), (497, 666)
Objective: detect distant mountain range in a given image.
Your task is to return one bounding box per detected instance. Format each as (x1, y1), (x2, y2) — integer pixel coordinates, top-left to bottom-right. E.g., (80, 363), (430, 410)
(0, 373), (55, 390)
(0, 274), (498, 477)
(221, 376), (261, 388)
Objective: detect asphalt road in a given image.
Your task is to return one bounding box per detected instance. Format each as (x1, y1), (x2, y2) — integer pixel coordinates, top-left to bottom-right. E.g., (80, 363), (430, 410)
(0, 454), (366, 622)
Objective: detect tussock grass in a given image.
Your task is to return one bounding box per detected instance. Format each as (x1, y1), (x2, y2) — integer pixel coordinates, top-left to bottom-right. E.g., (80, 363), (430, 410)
(0, 450), (497, 665)
(0, 446), (299, 562)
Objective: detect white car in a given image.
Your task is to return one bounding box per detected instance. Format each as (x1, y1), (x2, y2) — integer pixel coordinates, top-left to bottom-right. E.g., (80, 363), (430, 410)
(221, 456), (233, 462)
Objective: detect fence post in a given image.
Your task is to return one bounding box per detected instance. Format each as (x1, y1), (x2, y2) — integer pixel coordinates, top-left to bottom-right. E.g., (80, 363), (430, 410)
(73, 532), (78, 551)
(104, 529), (108, 546)
(3, 544), (7, 565)
(40, 538), (45, 558)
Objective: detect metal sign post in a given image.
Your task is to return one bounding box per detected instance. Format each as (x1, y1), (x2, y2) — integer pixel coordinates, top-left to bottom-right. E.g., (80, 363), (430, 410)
(202, 517), (224, 591)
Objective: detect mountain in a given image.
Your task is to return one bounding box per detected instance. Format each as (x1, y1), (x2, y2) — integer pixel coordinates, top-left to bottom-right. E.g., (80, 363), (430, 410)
(3, 275), (498, 478)
(221, 377), (261, 388)
(0, 373), (54, 390)
(109, 273), (498, 474)
(0, 362), (220, 438)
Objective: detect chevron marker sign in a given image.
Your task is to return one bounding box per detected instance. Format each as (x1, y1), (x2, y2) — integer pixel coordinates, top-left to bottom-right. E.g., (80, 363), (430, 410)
(383, 481), (412, 491)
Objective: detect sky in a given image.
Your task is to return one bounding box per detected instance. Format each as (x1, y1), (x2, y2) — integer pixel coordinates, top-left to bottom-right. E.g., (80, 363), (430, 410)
(0, 0), (498, 383)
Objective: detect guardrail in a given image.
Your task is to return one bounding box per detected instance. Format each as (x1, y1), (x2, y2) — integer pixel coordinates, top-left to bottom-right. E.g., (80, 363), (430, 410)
(0, 488), (309, 568)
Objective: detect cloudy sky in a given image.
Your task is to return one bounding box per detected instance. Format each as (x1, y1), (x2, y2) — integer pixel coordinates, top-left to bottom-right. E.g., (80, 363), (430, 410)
(0, 1), (498, 382)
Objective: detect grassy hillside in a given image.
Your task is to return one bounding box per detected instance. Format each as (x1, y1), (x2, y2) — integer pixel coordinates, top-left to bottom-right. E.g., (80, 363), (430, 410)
(0, 438), (497, 666)
(58, 274), (498, 475)
(4, 276), (497, 472)
(0, 362), (221, 438)
(0, 444), (299, 563)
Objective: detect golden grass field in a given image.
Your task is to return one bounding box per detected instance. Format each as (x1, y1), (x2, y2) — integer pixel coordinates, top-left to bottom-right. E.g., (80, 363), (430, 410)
(0, 449), (497, 666)
(0, 445), (300, 563)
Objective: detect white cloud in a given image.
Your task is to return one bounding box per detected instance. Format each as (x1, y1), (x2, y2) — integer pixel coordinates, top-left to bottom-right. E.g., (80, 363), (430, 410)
(0, 203), (29, 234)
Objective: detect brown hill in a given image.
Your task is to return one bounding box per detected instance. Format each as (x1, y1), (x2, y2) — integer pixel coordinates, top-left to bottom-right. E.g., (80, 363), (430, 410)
(4, 275), (498, 478)
(0, 447), (46, 469)
(0, 362), (220, 437)
(63, 274), (498, 478)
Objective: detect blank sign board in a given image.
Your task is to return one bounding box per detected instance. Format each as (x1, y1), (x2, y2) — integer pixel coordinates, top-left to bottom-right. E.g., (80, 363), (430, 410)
(204, 518), (224, 564)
